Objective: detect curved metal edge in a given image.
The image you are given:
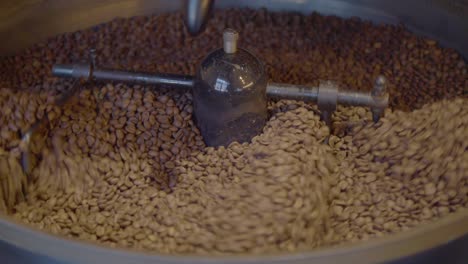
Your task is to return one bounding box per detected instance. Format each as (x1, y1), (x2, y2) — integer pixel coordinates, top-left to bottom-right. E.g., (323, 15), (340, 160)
(0, 209), (466, 264)
(1, 0), (467, 58)
(0, 0), (182, 56)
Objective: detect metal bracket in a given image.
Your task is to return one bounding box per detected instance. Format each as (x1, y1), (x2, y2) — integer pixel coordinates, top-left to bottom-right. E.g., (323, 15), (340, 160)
(317, 81), (339, 127)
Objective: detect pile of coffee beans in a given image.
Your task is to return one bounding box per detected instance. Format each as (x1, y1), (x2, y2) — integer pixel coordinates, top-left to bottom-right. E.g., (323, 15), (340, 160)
(1, 9), (466, 109)
(6, 96), (468, 254)
(327, 98), (468, 243)
(0, 8), (467, 255)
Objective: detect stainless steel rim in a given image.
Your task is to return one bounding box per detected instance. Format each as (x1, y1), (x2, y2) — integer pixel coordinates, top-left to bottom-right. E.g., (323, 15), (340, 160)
(0, 209), (466, 264)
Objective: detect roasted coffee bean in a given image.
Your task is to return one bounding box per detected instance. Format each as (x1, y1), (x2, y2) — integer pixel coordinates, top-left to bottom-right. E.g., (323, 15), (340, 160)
(0, 8), (467, 256)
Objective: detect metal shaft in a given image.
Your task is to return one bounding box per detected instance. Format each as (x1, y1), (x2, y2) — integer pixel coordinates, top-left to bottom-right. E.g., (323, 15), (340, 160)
(52, 64), (388, 122)
(337, 90), (373, 106)
(266, 82), (318, 101)
(183, 0), (214, 36)
(267, 80), (388, 123)
(266, 82), (387, 107)
(52, 64), (194, 88)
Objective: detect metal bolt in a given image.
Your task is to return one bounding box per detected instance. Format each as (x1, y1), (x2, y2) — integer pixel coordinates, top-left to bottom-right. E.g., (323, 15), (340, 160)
(223, 28), (239, 54)
(373, 75), (387, 97)
(371, 75), (389, 123)
(89, 49), (97, 69)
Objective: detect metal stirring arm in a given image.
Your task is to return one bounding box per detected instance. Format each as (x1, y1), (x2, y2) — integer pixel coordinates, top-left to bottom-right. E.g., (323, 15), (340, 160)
(20, 50), (101, 175)
(52, 63), (389, 124)
(53, 64), (195, 89)
(267, 79), (389, 124)
(20, 79), (83, 175)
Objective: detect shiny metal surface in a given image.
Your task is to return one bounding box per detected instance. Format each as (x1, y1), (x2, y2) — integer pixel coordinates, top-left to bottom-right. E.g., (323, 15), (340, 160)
(317, 82), (339, 126)
(52, 64), (195, 88)
(267, 79), (389, 124)
(266, 83), (319, 102)
(1, 0), (468, 263)
(184, 0), (214, 35)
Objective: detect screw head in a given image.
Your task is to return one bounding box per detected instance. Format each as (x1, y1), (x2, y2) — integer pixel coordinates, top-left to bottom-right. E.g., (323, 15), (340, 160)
(373, 75), (387, 96)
